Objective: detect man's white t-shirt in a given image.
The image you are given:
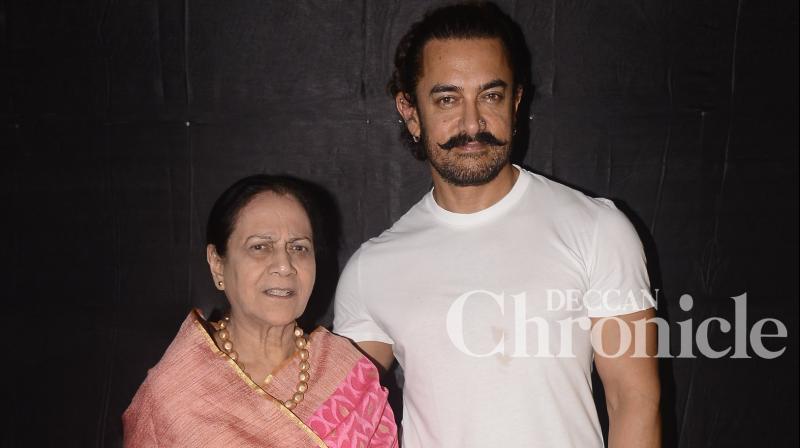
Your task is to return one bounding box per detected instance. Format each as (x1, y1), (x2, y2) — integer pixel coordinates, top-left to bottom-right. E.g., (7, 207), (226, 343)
(334, 166), (654, 447)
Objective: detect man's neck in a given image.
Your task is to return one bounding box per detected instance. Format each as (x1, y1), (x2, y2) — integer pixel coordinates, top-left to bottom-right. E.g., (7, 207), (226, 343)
(430, 163), (519, 214)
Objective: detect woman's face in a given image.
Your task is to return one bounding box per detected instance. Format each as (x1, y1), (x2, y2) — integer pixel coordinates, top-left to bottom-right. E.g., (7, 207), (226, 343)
(208, 192), (315, 328)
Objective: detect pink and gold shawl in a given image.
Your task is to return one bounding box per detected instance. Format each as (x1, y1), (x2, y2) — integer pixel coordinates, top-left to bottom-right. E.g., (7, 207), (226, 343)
(123, 310), (397, 447)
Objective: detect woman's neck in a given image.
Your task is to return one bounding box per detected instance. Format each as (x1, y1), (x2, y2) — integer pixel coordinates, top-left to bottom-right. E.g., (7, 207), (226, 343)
(225, 315), (297, 381)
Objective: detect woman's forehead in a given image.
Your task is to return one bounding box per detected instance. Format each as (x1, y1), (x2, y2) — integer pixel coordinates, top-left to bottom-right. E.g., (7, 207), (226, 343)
(234, 192), (311, 235)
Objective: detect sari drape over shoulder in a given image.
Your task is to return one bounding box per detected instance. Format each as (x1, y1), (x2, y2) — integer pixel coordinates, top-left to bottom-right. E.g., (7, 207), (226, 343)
(123, 310), (397, 447)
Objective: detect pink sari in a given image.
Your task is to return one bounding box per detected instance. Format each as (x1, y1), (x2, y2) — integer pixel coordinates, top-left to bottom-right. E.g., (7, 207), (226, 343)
(124, 310), (397, 447)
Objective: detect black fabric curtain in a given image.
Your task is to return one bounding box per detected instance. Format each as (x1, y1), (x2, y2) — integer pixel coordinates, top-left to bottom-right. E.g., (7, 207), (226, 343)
(3, 1), (797, 446)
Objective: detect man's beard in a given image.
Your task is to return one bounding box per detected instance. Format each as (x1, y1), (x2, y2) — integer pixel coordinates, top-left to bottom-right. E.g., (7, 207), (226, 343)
(422, 127), (513, 187)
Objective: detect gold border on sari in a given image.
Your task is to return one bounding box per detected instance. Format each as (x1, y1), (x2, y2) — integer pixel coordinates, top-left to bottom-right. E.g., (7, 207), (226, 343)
(190, 309), (329, 448)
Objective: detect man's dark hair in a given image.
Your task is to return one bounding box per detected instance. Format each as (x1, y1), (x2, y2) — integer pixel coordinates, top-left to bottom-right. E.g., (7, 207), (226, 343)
(388, 1), (531, 160)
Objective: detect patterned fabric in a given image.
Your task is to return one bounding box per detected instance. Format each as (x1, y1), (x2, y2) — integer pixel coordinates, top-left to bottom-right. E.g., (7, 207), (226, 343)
(123, 310), (397, 447)
(309, 358), (398, 447)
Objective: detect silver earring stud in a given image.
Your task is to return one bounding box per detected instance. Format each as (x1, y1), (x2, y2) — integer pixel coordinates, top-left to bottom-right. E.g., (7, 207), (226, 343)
(412, 135), (420, 143)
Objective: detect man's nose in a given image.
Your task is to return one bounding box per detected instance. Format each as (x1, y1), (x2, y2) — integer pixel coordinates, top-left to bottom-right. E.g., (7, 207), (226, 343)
(460, 100), (482, 136)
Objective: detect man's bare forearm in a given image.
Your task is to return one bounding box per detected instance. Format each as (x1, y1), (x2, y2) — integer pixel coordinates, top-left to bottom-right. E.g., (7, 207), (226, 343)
(607, 393), (661, 448)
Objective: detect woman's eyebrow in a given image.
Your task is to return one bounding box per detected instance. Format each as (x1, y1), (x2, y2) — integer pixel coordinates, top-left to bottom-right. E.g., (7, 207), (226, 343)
(245, 234), (275, 241)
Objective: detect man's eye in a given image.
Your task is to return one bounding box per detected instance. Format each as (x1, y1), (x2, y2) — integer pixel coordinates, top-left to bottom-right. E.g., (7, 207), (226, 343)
(484, 93), (503, 103)
(437, 96), (456, 107)
(290, 245), (309, 253)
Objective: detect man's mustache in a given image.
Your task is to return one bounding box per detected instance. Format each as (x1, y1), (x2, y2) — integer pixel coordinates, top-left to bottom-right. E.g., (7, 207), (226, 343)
(437, 132), (508, 150)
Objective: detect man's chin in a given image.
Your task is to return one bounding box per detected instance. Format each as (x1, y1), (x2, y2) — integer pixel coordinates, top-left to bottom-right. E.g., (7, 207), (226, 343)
(424, 139), (512, 186)
(432, 162), (506, 187)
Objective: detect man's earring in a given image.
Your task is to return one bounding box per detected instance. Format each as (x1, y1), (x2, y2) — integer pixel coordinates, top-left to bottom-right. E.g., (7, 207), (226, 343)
(412, 135), (420, 143)
(513, 128), (517, 136)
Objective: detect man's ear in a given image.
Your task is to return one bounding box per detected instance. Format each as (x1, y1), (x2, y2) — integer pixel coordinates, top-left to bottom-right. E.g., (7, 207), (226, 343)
(395, 93), (421, 140)
(513, 85), (524, 115)
(206, 244), (225, 289)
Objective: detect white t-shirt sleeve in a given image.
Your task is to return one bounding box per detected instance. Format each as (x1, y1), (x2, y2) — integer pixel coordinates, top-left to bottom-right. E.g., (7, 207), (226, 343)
(333, 249), (395, 344)
(583, 199), (656, 318)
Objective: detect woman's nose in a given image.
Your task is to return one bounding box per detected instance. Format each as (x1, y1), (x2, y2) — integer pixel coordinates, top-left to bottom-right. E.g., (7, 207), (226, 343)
(269, 248), (296, 275)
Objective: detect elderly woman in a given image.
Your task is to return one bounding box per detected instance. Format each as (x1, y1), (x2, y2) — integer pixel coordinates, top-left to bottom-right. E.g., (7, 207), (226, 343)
(124, 175), (397, 447)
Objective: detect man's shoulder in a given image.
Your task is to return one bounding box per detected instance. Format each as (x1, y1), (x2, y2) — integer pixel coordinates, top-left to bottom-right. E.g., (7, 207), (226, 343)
(521, 169), (619, 220)
(358, 193), (433, 251)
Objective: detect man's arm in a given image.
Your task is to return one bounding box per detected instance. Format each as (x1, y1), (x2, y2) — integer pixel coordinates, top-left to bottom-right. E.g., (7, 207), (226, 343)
(592, 308), (661, 448)
(355, 341), (395, 372)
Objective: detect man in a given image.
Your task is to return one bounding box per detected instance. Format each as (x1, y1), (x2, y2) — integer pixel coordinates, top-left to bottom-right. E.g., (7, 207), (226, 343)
(334, 3), (660, 447)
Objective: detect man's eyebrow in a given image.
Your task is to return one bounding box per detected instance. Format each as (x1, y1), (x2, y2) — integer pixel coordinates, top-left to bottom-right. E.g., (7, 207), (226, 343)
(479, 79), (508, 91)
(429, 80), (508, 96)
(429, 83), (462, 95)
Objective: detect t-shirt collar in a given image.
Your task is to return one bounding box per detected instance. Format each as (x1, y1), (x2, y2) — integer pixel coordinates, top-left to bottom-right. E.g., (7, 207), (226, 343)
(425, 164), (530, 226)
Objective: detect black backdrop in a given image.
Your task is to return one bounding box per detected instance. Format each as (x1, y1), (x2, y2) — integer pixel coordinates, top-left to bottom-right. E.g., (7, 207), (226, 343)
(3, 1), (797, 446)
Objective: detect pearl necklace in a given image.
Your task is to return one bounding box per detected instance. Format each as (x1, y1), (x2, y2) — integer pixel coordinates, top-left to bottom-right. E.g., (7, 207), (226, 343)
(215, 317), (311, 410)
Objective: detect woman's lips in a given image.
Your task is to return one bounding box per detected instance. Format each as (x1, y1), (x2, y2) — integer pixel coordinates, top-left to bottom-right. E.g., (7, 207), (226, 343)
(264, 288), (294, 298)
